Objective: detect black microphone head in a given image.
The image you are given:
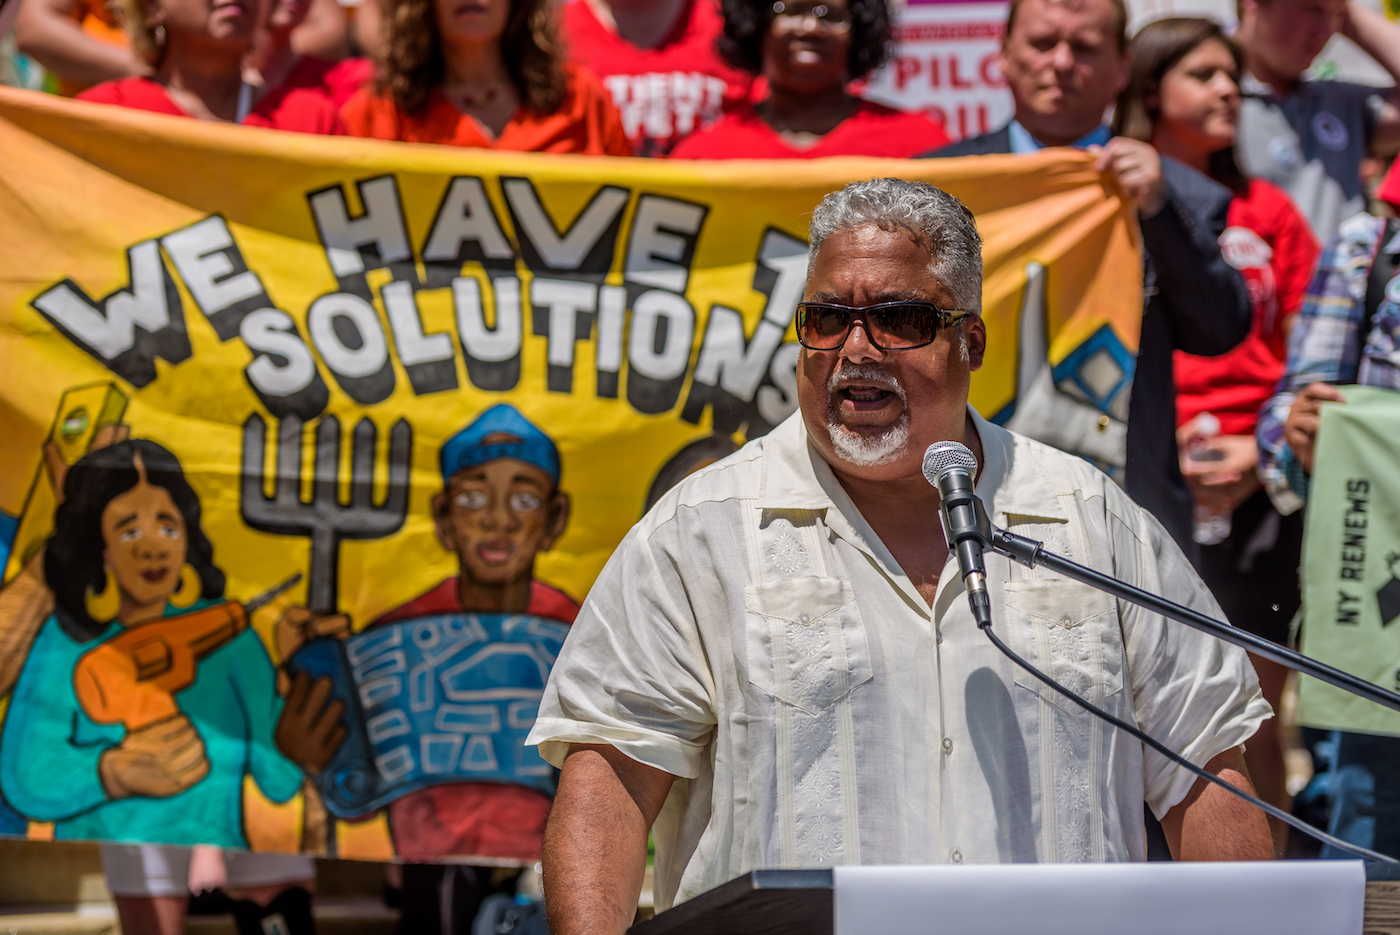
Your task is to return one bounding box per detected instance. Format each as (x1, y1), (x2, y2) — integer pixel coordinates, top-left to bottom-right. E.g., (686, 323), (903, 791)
(922, 441), (978, 489)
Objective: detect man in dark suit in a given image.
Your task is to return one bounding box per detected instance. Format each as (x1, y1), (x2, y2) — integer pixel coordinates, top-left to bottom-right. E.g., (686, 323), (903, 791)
(926, 0), (1251, 565)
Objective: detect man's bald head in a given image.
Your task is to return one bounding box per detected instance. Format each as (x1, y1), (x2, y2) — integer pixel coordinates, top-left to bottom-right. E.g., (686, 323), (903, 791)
(999, 0), (1131, 146)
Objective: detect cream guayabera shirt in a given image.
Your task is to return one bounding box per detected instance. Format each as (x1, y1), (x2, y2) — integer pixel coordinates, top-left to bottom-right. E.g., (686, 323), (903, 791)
(528, 409), (1269, 911)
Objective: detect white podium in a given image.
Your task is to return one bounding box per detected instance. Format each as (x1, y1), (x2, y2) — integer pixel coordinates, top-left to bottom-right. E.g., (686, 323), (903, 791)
(631, 862), (1382, 935)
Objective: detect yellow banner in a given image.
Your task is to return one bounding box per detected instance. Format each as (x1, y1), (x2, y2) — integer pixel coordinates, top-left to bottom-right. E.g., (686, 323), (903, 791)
(0, 87), (1140, 861)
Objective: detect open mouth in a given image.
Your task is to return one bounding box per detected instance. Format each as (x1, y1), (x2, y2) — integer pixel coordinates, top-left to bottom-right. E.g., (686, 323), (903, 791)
(140, 567), (170, 584)
(476, 540), (515, 565)
(830, 365), (905, 414)
(836, 384), (898, 409)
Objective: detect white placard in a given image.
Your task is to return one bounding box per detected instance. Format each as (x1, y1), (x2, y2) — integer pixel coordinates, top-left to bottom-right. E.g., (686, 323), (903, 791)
(862, 1), (1013, 143)
(834, 861), (1365, 935)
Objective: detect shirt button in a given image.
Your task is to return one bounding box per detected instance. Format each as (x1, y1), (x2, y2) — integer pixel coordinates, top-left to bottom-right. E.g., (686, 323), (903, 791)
(942, 737), (953, 754)
(1061, 614), (1072, 626)
(950, 848), (963, 864)
(799, 613), (811, 626)
(935, 630), (943, 644)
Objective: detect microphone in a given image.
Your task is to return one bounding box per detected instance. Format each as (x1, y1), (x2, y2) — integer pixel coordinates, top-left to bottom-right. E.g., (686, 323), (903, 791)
(922, 441), (992, 627)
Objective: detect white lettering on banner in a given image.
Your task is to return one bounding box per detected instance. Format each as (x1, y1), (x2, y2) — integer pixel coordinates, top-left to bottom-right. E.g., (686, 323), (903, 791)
(38, 175), (808, 433)
(241, 309), (319, 397)
(33, 240), (172, 361)
(602, 72), (729, 142)
(455, 276), (523, 363)
(862, 2), (1012, 143)
(309, 176), (413, 278)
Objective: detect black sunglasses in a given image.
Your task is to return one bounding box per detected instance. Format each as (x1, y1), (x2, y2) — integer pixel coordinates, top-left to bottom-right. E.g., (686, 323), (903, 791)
(795, 301), (973, 351)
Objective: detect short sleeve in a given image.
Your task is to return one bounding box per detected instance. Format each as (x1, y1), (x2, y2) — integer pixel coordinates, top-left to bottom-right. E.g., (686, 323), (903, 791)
(1103, 485), (1272, 819)
(528, 520), (716, 778)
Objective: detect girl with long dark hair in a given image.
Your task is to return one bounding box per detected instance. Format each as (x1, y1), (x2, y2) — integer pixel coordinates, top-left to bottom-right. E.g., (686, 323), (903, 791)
(1113, 16), (1319, 845)
(340, 0), (633, 153)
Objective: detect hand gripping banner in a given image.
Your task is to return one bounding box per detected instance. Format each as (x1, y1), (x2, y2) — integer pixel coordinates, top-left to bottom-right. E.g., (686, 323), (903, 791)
(0, 88), (1141, 862)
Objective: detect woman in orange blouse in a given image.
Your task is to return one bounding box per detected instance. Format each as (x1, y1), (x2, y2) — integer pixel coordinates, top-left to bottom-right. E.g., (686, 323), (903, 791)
(341, 0), (632, 154)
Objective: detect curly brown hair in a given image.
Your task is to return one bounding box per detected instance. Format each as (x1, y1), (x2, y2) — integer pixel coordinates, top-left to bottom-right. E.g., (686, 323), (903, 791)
(378, 0), (566, 115)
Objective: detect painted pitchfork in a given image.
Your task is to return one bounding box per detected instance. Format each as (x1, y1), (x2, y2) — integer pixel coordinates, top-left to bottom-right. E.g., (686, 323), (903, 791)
(241, 414), (412, 613)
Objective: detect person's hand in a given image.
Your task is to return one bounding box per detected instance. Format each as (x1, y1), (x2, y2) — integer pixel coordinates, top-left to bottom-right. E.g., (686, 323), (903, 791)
(1091, 138), (1167, 217)
(275, 673), (347, 776)
(275, 606), (352, 664)
(1180, 434), (1263, 516)
(1283, 382), (1346, 474)
(99, 714), (210, 800)
(275, 607), (351, 695)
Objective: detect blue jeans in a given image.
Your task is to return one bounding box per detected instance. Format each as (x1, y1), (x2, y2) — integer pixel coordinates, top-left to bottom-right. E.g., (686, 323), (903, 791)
(1320, 730), (1400, 860)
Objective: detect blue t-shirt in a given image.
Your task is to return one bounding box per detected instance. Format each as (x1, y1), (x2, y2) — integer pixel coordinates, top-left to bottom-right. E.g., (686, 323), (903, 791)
(0, 601), (302, 846)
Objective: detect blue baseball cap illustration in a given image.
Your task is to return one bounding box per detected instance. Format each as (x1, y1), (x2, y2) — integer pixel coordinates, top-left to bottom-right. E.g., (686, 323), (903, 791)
(439, 404), (561, 484)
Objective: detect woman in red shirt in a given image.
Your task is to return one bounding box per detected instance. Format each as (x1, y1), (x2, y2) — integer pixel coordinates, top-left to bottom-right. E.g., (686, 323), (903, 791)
(669, 0), (948, 159)
(340, 0), (632, 154)
(1113, 17), (1320, 842)
(76, 0), (341, 131)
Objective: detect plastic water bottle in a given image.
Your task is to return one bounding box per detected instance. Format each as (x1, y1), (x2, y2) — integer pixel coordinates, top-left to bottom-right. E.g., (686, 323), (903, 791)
(1188, 412), (1231, 545)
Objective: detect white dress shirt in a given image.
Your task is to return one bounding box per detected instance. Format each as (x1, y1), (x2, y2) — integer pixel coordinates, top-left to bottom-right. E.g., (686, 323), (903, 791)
(528, 409), (1269, 910)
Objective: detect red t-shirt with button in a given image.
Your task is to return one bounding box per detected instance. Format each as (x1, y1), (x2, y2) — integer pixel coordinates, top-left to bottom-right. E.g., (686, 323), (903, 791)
(668, 99), (951, 159)
(562, 0), (756, 156)
(76, 75), (344, 134)
(1174, 179), (1320, 435)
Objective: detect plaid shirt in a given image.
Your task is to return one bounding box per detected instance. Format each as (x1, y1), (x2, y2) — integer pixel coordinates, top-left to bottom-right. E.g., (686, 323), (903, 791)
(1258, 213), (1400, 515)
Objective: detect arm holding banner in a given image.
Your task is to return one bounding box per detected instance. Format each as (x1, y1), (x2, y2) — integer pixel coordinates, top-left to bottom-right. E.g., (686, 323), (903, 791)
(544, 744), (674, 935)
(1138, 156), (1251, 358)
(1258, 215), (1384, 514)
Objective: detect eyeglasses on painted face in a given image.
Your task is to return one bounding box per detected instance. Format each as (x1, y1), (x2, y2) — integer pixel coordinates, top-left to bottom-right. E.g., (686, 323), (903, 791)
(770, 1), (853, 31)
(795, 301), (973, 351)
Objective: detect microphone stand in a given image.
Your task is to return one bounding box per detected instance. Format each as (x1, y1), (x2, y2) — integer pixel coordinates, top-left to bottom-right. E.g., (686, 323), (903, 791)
(949, 491), (1400, 713)
(943, 495), (1400, 863)
(985, 523), (1400, 714)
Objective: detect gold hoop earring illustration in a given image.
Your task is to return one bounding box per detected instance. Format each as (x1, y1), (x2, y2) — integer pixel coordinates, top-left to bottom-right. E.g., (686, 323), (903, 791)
(85, 569), (121, 623)
(169, 563), (201, 610)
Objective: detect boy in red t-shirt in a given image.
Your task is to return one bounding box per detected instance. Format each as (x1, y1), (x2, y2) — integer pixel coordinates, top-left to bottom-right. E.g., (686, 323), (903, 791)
(561, 0), (756, 155)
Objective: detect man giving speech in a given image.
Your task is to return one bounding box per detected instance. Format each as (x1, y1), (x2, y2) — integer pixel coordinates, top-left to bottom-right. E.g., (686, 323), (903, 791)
(528, 179), (1275, 933)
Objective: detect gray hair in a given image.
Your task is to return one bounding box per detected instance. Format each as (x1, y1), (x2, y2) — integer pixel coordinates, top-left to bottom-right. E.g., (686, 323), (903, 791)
(807, 178), (983, 313)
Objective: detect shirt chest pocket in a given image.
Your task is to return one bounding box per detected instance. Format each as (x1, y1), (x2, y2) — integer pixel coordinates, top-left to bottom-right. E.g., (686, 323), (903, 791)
(744, 576), (873, 715)
(1002, 577), (1125, 716)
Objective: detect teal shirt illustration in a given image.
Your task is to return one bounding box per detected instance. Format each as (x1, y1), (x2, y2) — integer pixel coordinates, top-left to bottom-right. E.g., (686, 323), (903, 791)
(0, 599), (302, 846)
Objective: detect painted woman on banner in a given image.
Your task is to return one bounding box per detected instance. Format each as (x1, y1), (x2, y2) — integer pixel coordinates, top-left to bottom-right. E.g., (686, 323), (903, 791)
(0, 435), (342, 847)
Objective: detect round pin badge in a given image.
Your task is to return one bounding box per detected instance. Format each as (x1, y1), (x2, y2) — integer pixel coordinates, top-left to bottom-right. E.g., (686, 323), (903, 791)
(1312, 111), (1349, 152)
(1268, 135), (1299, 169)
(1218, 226), (1273, 270)
(1384, 271), (1400, 306)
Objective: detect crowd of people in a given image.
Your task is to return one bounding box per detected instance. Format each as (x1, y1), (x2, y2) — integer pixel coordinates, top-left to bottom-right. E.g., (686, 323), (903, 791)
(4, 0), (1400, 929)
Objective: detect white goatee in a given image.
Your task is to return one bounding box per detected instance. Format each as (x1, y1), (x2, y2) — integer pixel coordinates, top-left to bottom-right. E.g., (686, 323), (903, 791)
(826, 364), (909, 467)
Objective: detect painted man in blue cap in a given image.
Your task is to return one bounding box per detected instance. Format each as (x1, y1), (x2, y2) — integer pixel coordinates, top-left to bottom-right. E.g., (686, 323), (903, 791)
(368, 404), (578, 868)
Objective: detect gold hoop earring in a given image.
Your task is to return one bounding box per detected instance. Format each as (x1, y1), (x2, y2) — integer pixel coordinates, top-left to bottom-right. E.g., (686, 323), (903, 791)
(85, 569), (121, 624)
(169, 563), (202, 610)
